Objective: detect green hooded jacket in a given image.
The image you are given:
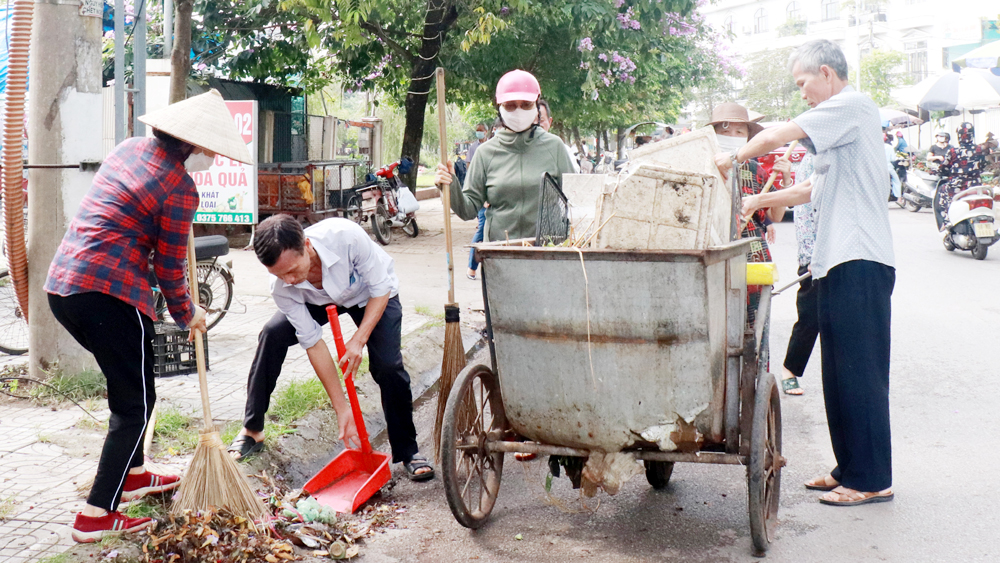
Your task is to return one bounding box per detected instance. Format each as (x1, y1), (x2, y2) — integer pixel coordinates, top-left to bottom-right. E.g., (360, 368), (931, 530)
(449, 128), (577, 242)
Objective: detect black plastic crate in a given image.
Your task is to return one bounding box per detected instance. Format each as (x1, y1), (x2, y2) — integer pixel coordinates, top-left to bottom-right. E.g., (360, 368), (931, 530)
(153, 322), (208, 378)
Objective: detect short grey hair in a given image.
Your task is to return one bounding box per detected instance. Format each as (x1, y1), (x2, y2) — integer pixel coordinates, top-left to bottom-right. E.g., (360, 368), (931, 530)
(788, 40), (849, 80)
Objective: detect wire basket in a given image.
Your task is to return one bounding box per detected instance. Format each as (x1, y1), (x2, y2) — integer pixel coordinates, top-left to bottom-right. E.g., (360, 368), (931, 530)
(535, 173), (570, 246)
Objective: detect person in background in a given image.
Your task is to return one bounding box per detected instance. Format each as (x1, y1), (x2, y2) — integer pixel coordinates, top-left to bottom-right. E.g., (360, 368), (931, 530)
(467, 123), (489, 164)
(708, 102), (791, 332)
(894, 130), (909, 153)
(729, 39), (896, 507)
(464, 123), (492, 280)
(884, 132), (901, 200)
(779, 152), (816, 396)
(537, 99), (580, 173)
(926, 131), (951, 167)
(935, 122), (992, 230)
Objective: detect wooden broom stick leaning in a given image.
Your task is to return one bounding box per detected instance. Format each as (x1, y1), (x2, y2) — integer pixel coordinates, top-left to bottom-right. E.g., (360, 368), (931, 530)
(434, 67), (467, 460)
(172, 230), (267, 518)
(759, 140), (798, 195)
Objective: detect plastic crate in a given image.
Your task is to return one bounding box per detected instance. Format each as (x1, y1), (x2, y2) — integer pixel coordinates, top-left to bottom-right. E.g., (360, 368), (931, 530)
(153, 322), (208, 378)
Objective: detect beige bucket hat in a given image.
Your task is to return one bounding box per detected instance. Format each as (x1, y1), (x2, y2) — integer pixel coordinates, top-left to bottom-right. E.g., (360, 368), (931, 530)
(707, 102), (764, 140)
(138, 89), (254, 164)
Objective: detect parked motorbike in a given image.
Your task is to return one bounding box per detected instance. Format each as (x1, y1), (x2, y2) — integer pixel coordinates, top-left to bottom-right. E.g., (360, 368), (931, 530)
(153, 235), (235, 330)
(935, 185), (998, 260)
(899, 168), (937, 212)
(355, 157), (420, 246)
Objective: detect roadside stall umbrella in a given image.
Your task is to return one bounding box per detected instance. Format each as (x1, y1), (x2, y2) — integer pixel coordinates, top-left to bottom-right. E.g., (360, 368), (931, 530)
(879, 107), (923, 128)
(952, 40), (1000, 70)
(894, 70), (1000, 112)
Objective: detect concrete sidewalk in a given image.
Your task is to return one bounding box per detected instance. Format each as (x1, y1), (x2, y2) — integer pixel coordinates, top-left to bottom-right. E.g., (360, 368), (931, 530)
(0, 197), (482, 562)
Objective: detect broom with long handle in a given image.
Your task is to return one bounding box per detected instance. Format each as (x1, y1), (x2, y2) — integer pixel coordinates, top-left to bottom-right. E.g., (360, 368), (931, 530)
(433, 67), (467, 460)
(171, 230), (268, 518)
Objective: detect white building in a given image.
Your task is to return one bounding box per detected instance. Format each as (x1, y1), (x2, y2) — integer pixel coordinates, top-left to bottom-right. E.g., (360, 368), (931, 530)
(701, 0), (998, 83)
(697, 0), (1000, 145)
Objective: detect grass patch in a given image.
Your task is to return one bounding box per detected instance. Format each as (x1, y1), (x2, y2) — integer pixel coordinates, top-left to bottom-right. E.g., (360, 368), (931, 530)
(153, 407), (199, 455)
(27, 368), (107, 403)
(36, 555), (71, 563)
(37, 432), (52, 444)
(270, 378), (330, 426)
(124, 496), (169, 520)
(414, 305), (445, 320)
(415, 173), (437, 189)
(0, 495), (18, 520)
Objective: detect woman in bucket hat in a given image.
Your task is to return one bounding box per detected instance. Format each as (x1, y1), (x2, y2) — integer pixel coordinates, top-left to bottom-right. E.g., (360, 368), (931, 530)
(708, 102), (794, 378)
(434, 69), (576, 243)
(44, 89), (253, 542)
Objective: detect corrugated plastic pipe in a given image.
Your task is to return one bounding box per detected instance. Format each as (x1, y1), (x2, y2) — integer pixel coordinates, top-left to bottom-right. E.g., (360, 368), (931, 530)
(3, 0), (32, 322)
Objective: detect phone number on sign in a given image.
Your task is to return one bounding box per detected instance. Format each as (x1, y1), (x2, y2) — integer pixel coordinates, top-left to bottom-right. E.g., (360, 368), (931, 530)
(195, 213), (254, 224)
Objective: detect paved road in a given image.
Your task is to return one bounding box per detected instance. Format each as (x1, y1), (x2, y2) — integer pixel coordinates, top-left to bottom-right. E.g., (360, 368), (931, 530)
(357, 204), (1000, 563)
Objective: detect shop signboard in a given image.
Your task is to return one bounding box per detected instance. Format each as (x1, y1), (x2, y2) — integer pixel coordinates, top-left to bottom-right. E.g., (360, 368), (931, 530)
(193, 100), (258, 225)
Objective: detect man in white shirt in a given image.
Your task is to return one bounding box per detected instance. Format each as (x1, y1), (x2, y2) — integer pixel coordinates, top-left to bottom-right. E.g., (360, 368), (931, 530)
(228, 215), (433, 481)
(718, 39), (894, 508)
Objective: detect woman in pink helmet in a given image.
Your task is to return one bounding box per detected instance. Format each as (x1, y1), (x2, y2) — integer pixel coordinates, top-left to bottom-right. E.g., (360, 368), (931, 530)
(434, 69), (577, 242)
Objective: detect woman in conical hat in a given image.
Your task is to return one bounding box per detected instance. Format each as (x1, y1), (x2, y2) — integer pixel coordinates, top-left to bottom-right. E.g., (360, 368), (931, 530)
(44, 89), (252, 543)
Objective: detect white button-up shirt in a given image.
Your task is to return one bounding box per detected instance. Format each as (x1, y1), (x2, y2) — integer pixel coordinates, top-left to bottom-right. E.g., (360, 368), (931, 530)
(270, 219), (399, 349)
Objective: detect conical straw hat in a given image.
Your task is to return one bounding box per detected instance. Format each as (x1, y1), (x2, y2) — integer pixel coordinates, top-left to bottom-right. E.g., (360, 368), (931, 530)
(138, 89), (254, 164)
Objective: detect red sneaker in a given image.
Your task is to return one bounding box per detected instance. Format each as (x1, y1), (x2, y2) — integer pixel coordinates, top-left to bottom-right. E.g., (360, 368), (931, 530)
(71, 511), (152, 543)
(120, 470), (181, 502)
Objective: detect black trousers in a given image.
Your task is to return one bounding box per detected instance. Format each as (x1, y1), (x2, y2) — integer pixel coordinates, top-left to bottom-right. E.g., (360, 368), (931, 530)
(48, 292), (155, 512)
(816, 260), (894, 492)
(243, 296), (418, 464)
(782, 264), (819, 377)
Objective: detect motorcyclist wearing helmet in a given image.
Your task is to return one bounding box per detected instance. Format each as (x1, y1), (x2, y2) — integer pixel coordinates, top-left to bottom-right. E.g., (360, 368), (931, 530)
(927, 131), (951, 166)
(934, 122), (993, 230)
(893, 130), (909, 153)
(434, 69), (576, 242)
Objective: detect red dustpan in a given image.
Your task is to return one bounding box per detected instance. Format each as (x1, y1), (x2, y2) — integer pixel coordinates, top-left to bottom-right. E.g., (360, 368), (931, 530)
(303, 305), (391, 513)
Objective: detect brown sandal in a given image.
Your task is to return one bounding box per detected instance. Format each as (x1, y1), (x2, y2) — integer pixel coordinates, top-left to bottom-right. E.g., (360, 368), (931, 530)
(804, 474), (840, 491)
(819, 486), (894, 506)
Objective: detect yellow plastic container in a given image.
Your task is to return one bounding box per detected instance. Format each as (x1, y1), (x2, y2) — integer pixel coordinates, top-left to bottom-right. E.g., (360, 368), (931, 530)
(746, 262), (778, 286)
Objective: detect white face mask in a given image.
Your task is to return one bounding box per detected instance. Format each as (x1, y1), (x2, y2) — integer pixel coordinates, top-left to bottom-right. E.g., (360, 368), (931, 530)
(185, 151), (215, 173)
(500, 107), (537, 133)
(716, 135), (748, 154)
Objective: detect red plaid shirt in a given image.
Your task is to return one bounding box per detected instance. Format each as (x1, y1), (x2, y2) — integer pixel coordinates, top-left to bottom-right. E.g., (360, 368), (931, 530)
(45, 137), (198, 327)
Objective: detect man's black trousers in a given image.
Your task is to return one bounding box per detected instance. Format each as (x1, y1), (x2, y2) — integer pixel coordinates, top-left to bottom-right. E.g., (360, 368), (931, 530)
(48, 292), (154, 512)
(782, 264), (819, 377)
(242, 296), (418, 464)
(816, 260), (894, 493)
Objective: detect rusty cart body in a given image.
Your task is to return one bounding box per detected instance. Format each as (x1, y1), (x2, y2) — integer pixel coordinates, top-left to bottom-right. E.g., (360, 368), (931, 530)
(257, 159), (367, 224)
(440, 239), (783, 556)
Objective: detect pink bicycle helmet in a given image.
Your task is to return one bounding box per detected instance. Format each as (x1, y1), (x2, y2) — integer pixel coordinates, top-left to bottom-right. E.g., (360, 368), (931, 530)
(496, 70), (541, 104)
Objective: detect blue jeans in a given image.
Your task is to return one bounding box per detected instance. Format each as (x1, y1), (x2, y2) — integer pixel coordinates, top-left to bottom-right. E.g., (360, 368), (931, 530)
(468, 207), (486, 271)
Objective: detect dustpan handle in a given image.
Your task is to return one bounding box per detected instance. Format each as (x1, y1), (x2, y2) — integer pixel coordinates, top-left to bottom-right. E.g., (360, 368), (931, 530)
(326, 305), (372, 454)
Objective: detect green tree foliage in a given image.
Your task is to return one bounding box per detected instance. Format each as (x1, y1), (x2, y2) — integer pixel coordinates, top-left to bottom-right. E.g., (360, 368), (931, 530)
(860, 49), (908, 107)
(741, 47), (810, 121)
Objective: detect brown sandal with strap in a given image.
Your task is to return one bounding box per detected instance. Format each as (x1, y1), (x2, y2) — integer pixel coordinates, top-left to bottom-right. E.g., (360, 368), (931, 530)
(804, 474), (840, 491)
(819, 486), (894, 506)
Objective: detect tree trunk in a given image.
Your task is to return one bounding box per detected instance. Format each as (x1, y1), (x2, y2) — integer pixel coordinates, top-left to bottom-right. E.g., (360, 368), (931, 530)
(571, 126), (584, 156)
(616, 126), (625, 160)
(398, 1), (458, 192)
(169, 0), (192, 103)
(594, 130), (601, 156)
(602, 130), (610, 154)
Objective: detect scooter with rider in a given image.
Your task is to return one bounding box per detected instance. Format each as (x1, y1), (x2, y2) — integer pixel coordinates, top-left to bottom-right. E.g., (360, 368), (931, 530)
(934, 123), (997, 260)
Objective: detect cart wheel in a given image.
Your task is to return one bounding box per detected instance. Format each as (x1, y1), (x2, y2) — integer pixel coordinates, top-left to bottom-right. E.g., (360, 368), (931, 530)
(643, 460), (674, 490)
(748, 372), (782, 557)
(442, 364), (506, 529)
(372, 201), (392, 245)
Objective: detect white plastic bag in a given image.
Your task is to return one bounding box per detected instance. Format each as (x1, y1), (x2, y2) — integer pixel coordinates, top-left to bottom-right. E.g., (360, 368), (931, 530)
(396, 187), (420, 214)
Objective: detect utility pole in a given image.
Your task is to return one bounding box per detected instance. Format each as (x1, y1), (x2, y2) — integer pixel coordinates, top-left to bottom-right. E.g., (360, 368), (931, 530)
(27, 1), (104, 375)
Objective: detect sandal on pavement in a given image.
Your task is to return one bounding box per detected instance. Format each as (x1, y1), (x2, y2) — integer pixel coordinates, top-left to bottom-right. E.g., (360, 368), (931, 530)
(804, 474), (840, 491)
(228, 435), (264, 461)
(781, 376), (803, 395)
(403, 454), (435, 482)
(819, 486), (894, 507)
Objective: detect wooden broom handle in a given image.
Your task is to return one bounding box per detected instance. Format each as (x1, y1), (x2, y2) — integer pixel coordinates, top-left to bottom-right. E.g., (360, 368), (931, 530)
(187, 231), (214, 431)
(436, 68), (455, 304)
(759, 140), (798, 195)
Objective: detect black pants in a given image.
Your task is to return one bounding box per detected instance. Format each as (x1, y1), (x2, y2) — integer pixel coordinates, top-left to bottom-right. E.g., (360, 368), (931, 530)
(243, 296), (418, 464)
(816, 260), (894, 492)
(782, 264), (819, 377)
(48, 292), (155, 512)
